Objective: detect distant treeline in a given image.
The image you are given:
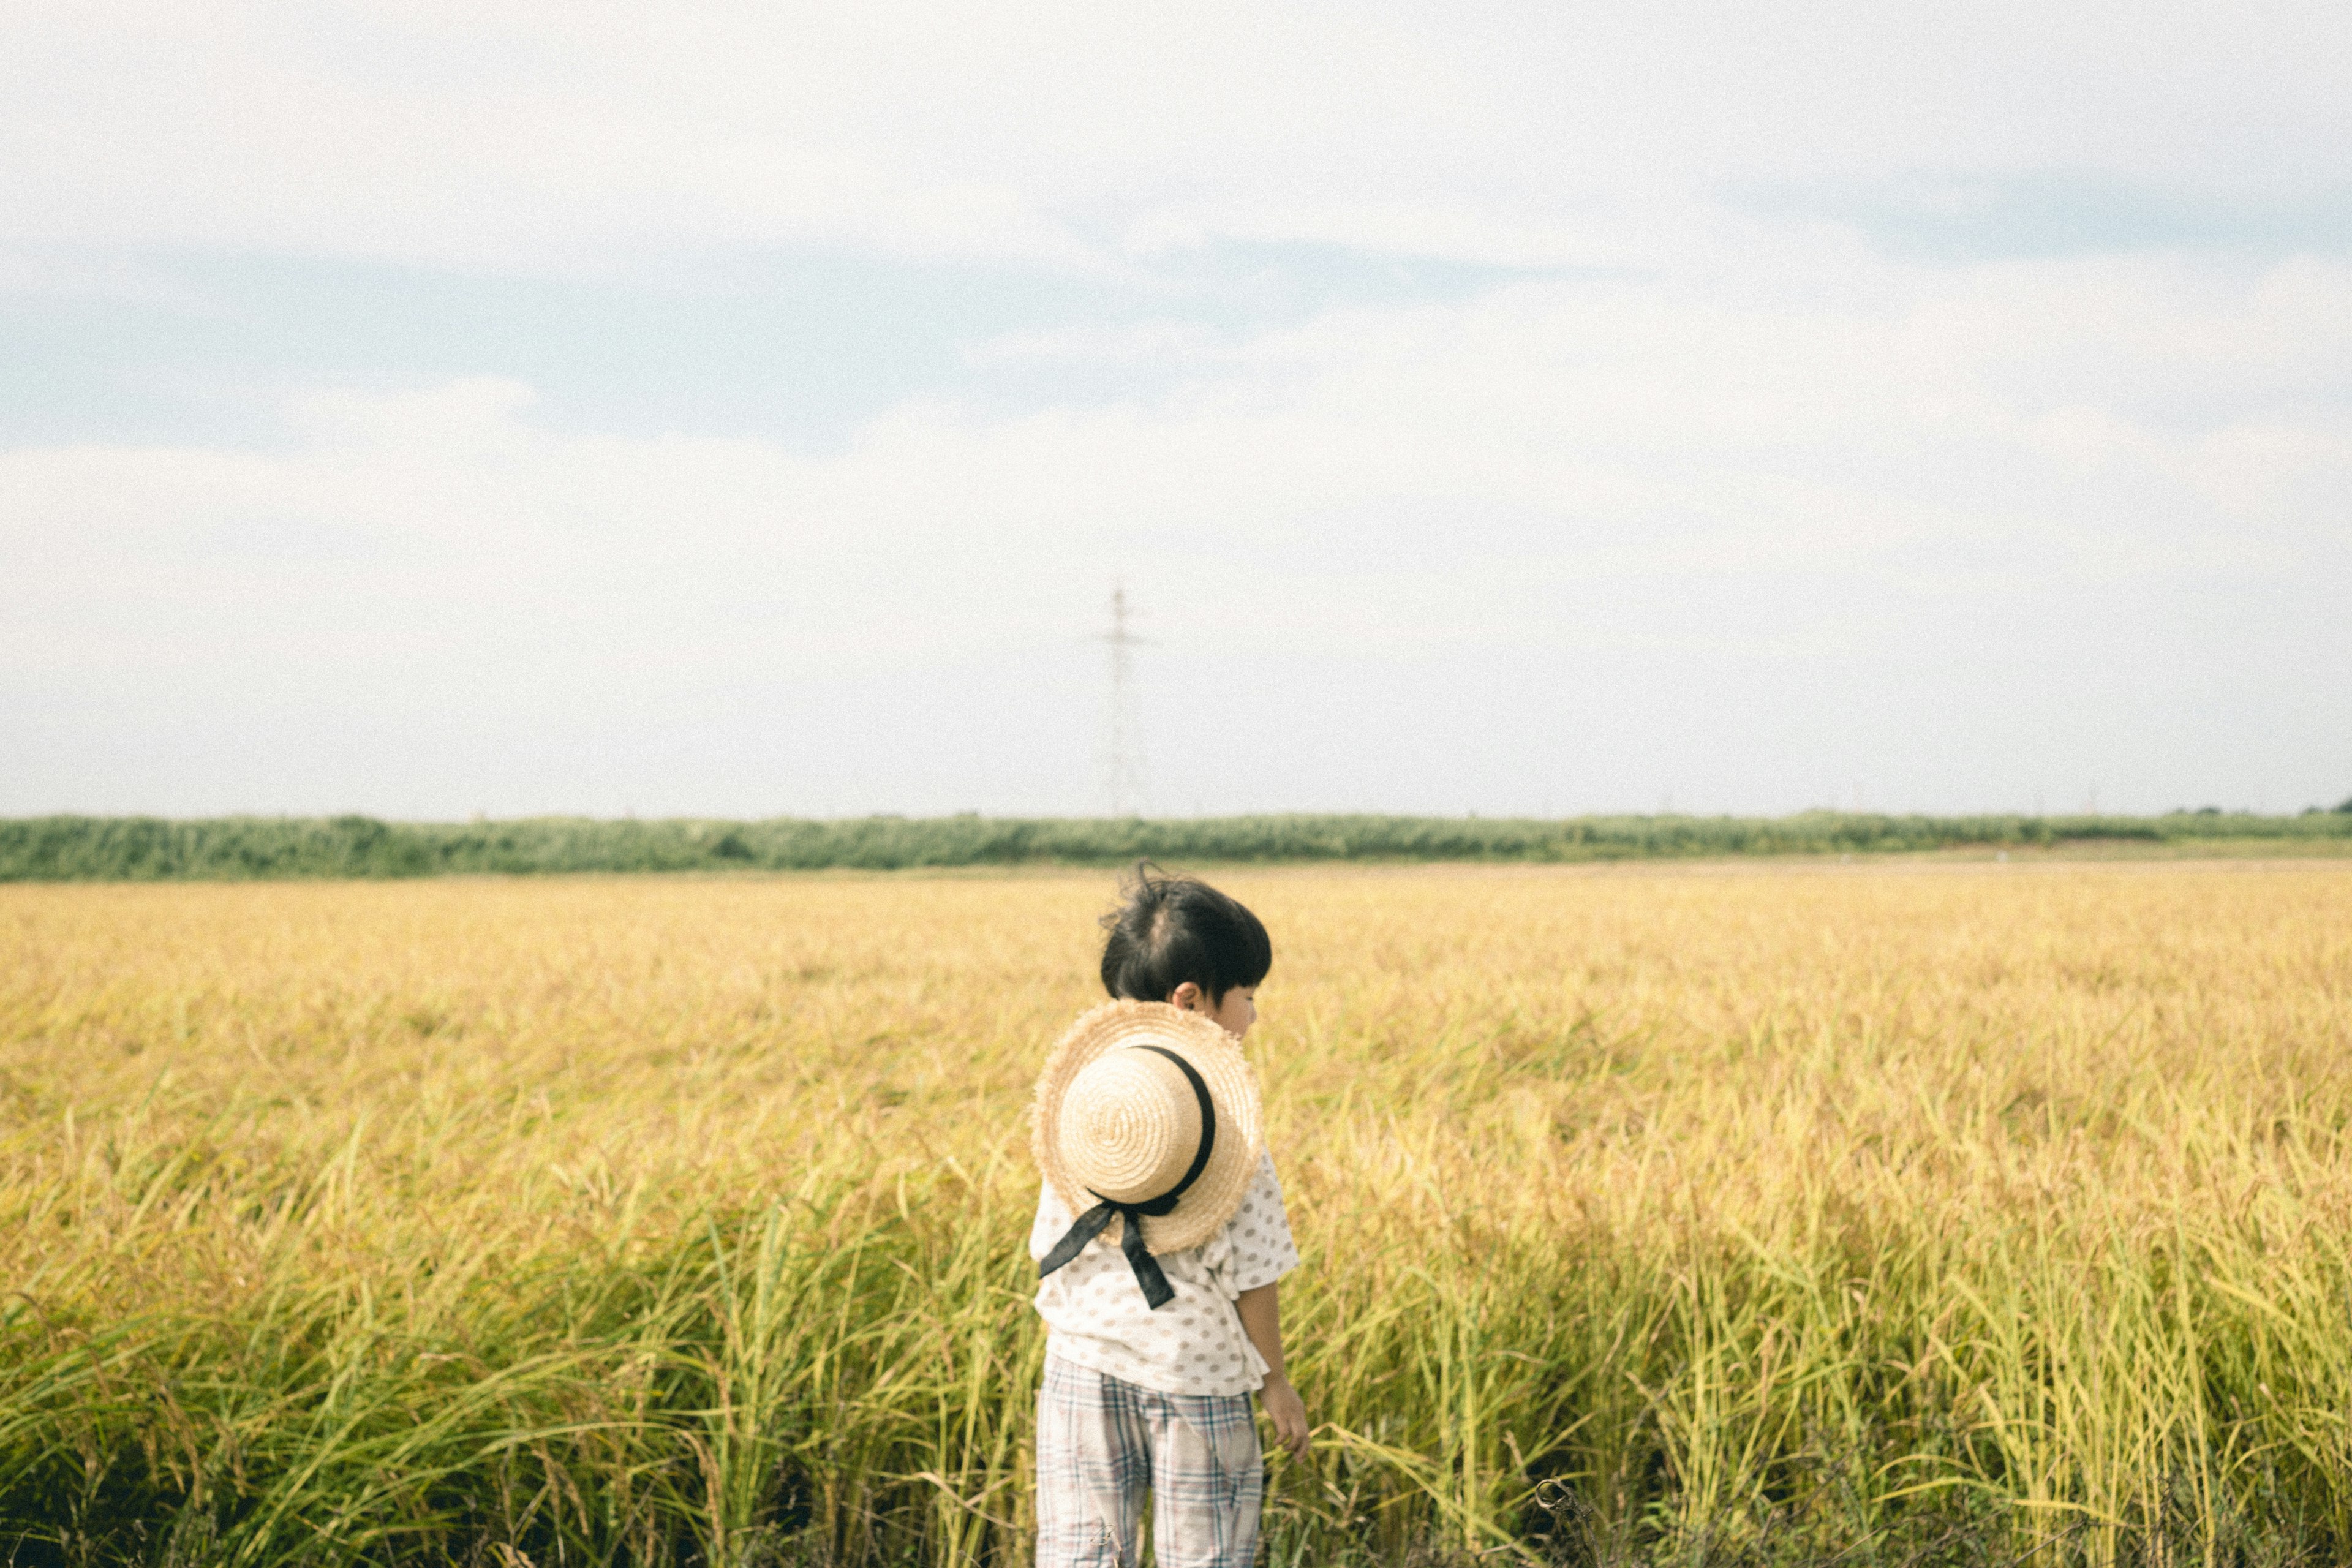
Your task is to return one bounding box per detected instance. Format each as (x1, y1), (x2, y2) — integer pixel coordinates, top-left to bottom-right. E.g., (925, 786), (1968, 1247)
(3, 808), (2350, 881)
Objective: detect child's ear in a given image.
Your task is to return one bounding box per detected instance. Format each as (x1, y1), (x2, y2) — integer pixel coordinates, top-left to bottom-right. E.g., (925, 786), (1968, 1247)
(1169, 981), (1205, 1013)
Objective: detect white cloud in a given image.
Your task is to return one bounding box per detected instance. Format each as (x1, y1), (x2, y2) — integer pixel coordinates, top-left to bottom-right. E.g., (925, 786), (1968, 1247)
(13, 251), (2339, 602)
(7, 2), (2351, 274)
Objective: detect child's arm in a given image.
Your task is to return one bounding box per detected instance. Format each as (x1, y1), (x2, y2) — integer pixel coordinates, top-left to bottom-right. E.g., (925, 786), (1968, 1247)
(1236, 1283), (1310, 1459)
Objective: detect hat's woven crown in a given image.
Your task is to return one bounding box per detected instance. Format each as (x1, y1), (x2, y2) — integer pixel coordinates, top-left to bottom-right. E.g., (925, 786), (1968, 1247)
(1057, 1049), (1204, 1204)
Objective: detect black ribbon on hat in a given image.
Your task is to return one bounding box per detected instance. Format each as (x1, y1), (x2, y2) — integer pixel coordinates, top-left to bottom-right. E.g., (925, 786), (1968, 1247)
(1037, 1044), (1217, 1310)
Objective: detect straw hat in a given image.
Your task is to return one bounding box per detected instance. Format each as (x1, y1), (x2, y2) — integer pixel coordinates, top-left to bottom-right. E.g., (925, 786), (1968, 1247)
(1032, 999), (1264, 1259)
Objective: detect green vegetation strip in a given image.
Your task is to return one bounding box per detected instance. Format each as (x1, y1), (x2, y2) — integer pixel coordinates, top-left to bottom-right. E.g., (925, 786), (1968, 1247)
(3, 808), (2350, 881)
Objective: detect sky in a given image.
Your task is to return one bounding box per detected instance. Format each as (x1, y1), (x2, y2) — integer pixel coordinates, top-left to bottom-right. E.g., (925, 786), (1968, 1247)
(6, 1), (2349, 821)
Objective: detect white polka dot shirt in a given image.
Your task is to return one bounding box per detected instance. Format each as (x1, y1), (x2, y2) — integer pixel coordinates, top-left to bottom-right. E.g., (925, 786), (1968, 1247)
(1029, 1149), (1301, 1397)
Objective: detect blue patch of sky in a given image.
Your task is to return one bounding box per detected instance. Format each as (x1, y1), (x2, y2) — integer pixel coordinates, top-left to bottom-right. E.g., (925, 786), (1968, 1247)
(0, 240), (1555, 451)
(1751, 172), (2352, 262)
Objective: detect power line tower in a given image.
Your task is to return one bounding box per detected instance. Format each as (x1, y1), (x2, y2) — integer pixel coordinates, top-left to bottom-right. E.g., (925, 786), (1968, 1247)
(1098, 583), (1148, 816)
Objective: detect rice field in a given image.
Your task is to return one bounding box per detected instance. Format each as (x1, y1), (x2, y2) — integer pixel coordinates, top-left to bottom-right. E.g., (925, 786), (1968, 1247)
(3, 861), (2350, 1566)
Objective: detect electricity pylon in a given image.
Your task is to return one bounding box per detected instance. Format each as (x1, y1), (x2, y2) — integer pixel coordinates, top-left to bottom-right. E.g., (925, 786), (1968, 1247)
(1099, 584), (1148, 816)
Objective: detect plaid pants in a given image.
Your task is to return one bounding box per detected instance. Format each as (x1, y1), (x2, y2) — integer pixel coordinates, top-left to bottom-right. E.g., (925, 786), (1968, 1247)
(1035, 1356), (1264, 1568)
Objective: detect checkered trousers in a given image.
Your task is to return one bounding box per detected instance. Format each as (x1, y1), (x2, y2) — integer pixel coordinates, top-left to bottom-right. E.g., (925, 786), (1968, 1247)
(1035, 1355), (1264, 1568)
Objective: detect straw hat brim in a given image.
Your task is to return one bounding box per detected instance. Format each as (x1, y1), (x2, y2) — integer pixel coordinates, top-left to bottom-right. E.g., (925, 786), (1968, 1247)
(1031, 999), (1264, 1257)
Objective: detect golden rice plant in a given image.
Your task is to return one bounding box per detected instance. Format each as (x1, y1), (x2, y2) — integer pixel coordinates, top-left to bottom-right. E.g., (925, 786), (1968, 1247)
(2, 862), (2349, 1565)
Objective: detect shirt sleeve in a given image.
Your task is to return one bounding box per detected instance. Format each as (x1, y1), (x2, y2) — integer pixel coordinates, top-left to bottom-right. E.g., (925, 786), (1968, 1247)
(1221, 1150), (1300, 1293)
(1030, 1180), (1073, 1264)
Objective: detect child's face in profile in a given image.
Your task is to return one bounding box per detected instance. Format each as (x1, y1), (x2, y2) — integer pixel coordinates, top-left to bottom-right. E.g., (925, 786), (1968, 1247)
(1174, 982), (1257, 1040)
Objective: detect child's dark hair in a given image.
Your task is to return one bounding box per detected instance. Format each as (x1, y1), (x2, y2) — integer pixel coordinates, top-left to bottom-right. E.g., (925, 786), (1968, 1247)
(1099, 863), (1272, 1005)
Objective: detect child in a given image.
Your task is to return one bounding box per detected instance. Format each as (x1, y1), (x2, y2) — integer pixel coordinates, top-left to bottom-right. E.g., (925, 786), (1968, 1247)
(1028, 868), (1308, 1568)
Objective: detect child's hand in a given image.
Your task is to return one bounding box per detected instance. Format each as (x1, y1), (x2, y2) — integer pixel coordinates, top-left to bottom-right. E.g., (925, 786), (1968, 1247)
(1259, 1374), (1310, 1461)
